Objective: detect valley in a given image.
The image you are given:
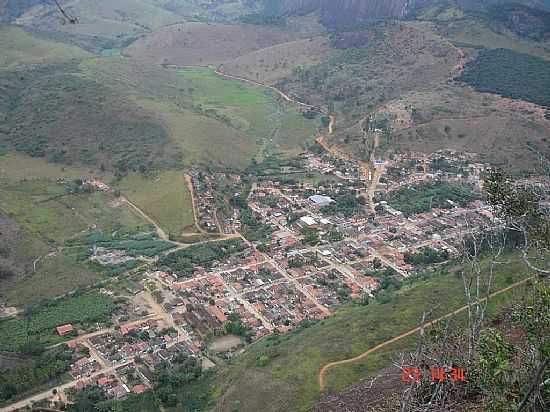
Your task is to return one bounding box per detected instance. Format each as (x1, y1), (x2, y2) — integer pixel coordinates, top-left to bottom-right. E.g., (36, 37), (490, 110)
(0, 1), (549, 412)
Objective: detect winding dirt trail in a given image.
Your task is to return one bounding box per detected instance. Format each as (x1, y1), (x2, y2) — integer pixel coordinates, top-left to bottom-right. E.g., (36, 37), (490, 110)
(215, 68), (316, 110)
(318, 276), (533, 392)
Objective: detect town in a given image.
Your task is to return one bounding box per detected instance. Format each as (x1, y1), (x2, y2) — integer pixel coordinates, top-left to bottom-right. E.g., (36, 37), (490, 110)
(6, 145), (536, 412)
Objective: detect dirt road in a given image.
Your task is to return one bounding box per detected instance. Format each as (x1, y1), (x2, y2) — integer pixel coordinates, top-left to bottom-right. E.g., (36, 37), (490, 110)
(183, 173), (207, 235)
(120, 197), (169, 241)
(318, 276), (533, 392)
(214, 68), (316, 110)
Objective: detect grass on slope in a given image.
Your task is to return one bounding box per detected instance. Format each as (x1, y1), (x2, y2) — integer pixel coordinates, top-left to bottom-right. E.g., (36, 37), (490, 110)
(442, 18), (550, 60)
(137, 100), (258, 170)
(210, 255), (531, 412)
(177, 68), (319, 155)
(0, 25), (89, 69)
(0, 158), (149, 306)
(221, 37), (335, 85)
(81, 60), (319, 167)
(0, 153), (108, 181)
(16, 0), (180, 46)
(116, 171), (194, 237)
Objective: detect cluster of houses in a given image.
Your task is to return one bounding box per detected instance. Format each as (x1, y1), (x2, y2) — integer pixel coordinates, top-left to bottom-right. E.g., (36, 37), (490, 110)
(48, 149), (507, 406)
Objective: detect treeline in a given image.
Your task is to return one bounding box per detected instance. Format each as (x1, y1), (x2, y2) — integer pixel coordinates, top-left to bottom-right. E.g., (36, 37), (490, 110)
(458, 48), (550, 107)
(404, 247), (449, 266)
(158, 239), (245, 277)
(385, 182), (479, 216)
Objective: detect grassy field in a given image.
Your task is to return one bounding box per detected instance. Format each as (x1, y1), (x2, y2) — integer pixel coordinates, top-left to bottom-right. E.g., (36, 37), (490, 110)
(0, 25), (89, 69)
(80, 59), (319, 167)
(0, 156), (149, 305)
(15, 0), (180, 48)
(177, 67), (319, 156)
(0, 179), (146, 244)
(116, 171), (195, 237)
(0, 291), (115, 352)
(209, 255), (532, 412)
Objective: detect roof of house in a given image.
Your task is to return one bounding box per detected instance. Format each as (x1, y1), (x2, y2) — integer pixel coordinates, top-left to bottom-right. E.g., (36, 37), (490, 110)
(56, 324), (74, 336)
(309, 195), (334, 205)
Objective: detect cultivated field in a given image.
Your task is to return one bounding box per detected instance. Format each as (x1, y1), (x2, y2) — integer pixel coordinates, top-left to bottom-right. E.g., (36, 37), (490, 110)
(0, 291), (115, 352)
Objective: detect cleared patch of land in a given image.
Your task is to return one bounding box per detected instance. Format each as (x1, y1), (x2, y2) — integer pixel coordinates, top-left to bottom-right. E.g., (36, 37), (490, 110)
(116, 171), (195, 238)
(124, 22), (294, 66)
(0, 25), (89, 69)
(221, 36), (335, 85)
(209, 335), (242, 353)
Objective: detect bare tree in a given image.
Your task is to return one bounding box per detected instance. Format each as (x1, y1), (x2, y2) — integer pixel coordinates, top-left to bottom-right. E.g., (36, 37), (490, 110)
(52, 0), (78, 24)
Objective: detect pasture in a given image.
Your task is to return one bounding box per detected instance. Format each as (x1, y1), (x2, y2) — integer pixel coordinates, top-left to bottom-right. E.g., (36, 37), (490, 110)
(116, 171), (195, 237)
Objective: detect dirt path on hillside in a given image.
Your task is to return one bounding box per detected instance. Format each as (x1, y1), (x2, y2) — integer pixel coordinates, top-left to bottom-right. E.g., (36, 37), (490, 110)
(318, 276), (533, 392)
(183, 173), (207, 235)
(215, 68), (316, 110)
